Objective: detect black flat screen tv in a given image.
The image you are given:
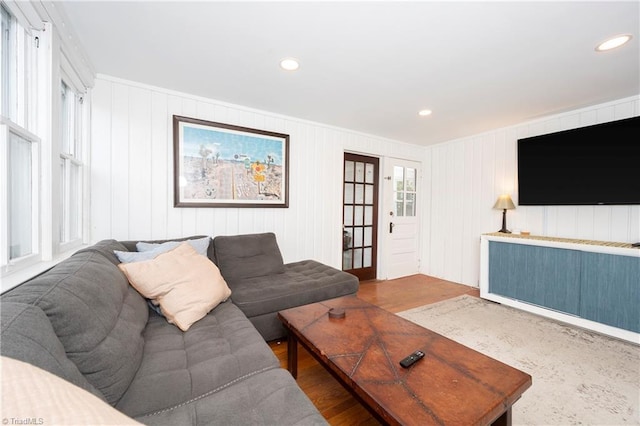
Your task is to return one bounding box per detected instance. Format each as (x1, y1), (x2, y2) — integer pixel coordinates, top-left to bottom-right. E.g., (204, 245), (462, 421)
(517, 116), (640, 206)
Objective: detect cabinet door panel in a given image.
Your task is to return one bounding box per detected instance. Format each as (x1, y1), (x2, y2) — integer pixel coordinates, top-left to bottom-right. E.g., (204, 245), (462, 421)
(488, 242), (581, 315)
(580, 253), (639, 332)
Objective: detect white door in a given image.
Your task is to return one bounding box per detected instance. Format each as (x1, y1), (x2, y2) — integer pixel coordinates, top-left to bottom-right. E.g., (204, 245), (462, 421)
(383, 158), (421, 279)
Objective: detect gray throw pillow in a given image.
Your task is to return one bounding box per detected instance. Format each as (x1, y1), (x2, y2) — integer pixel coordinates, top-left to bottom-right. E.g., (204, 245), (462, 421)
(113, 237), (210, 263)
(136, 236), (210, 255)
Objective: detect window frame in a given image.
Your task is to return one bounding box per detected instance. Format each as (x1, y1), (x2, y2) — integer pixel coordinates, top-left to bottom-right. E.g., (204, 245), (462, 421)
(58, 77), (86, 251)
(0, 120), (41, 273)
(393, 165), (418, 217)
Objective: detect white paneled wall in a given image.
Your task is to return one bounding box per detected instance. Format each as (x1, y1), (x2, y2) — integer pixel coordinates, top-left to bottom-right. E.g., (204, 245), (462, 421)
(90, 76), (423, 270)
(91, 76), (638, 286)
(422, 96), (640, 287)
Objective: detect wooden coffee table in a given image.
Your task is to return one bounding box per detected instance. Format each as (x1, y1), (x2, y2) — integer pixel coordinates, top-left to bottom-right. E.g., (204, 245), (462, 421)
(278, 296), (532, 426)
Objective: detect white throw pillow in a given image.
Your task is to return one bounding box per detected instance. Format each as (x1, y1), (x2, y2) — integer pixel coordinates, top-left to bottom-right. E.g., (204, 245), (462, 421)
(118, 243), (231, 331)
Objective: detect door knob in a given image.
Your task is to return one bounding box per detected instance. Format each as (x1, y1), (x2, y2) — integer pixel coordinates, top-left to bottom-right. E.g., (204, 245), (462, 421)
(390, 222), (395, 233)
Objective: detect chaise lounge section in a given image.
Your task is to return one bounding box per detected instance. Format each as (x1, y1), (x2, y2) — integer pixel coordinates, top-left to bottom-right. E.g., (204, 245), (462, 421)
(212, 232), (360, 340)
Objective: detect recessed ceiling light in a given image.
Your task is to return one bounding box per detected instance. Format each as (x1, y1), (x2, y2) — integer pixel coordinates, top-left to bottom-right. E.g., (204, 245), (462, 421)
(280, 58), (300, 71)
(418, 109), (432, 117)
(595, 34), (632, 52)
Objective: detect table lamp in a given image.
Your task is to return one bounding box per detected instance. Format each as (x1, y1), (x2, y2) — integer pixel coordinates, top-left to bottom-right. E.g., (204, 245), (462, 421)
(493, 195), (515, 233)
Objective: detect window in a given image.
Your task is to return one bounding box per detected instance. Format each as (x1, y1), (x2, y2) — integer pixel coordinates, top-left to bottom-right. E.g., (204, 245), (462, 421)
(1, 2), (93, 289)
(1, 5), (41, 272)
(393, 166), (417, 217)
(59, 81), (84, 246)
(1, 4), (37, 130)
(5, 126), (39, 259)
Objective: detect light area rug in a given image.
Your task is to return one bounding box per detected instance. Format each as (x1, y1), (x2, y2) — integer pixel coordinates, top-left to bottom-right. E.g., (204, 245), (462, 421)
(397, 295), (640, 426)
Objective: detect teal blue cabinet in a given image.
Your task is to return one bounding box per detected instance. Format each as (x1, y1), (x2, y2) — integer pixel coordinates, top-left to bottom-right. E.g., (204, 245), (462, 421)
(489, 242), (581, 315)
(487, 240), (639, 333)
(580, 253), (639, 333)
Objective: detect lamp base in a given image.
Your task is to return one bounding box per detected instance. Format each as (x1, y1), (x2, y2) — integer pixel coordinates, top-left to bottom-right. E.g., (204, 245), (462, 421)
(498, 209), (511, 234)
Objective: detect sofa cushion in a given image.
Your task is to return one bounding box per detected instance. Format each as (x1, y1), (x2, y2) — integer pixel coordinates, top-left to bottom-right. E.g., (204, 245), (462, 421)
(2, 240), (149, 406)
(118, 243), (231, 331)
(0, 302), (104, 401)
(213, 233), (285, 281)
(135, 368), (328, 426)
(230, 259), (360, 318)
(116, 300), (280, 417)
(1, 357), (142, 425)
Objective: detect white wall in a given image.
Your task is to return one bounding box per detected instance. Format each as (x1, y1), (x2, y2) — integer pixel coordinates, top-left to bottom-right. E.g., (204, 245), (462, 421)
(90, 76), (423, 270)
(422, 95), (640, 287)
(90, 76), (638, 286)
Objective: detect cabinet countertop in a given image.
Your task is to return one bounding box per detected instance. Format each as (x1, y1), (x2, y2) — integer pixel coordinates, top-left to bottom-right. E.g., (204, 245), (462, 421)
(482, 233), (640, 257)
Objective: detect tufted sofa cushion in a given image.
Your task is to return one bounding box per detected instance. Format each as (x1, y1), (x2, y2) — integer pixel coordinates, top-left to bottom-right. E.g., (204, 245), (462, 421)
(135, 368), (328, 426)
(230, 259), (360, 318)
(0, 302), (105, 400)
(213, 233), (285, 281)
(2, 239), (148, 405)
(228, 259), (359, 340)
(115, 300), (280, 417)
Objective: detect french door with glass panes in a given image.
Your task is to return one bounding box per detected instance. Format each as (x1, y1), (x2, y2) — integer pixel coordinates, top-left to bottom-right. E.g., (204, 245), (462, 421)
(342, 153), (379, 280)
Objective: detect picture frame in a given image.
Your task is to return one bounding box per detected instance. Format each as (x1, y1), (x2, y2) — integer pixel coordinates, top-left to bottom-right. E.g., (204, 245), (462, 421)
(173, 115), (289, 208)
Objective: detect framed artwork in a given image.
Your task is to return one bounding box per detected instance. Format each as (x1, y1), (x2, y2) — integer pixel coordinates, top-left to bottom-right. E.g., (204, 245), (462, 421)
(173, 115), (289, 208)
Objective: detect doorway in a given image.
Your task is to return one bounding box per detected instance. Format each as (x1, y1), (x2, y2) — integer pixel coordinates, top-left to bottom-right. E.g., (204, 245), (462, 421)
(342, 153), (379, 280)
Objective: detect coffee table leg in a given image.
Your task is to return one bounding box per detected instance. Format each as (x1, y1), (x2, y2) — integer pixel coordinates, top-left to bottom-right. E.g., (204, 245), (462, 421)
(287, 332), (298, 379)
(491, 407), (512, 426)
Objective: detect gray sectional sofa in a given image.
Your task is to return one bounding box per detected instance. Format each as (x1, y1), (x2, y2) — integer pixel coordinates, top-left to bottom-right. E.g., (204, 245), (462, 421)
(1, 233), (359, 425)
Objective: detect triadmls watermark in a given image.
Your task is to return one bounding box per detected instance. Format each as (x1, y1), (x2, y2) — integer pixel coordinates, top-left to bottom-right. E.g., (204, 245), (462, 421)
(2, 418), (45, 425)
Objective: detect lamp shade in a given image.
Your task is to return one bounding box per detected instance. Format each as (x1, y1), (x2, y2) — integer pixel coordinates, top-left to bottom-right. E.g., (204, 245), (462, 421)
(493, 195), (515, 210)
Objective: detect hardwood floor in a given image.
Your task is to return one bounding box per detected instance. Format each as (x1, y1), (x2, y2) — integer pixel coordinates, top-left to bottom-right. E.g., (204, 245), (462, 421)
(269, 274), (479, 425)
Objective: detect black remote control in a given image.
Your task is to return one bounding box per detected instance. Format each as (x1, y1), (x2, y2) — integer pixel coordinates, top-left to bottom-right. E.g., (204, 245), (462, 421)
(399, 350), (425, 368)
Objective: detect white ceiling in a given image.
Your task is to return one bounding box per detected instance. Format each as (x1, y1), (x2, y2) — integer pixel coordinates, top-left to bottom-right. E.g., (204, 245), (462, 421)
(58, 1), (639, 146)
